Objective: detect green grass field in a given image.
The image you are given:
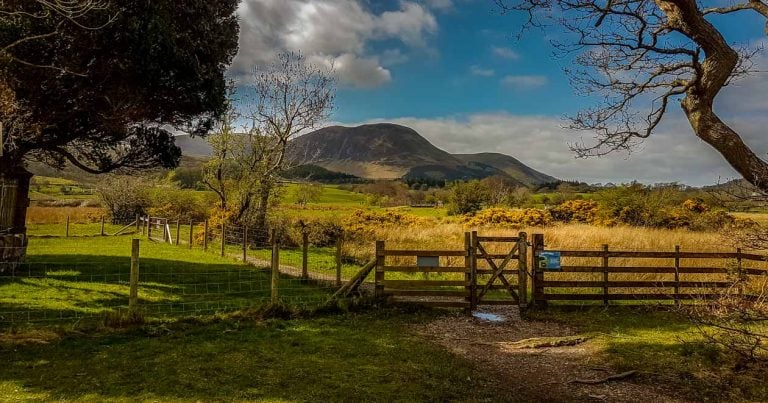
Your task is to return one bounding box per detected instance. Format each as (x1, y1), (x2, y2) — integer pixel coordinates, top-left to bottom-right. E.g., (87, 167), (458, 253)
(1, 236), (335, 325)
(0, 310), (494, 402)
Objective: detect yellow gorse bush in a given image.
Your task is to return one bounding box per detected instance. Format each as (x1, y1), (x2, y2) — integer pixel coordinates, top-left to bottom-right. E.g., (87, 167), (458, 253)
(462, 207), (552, 228)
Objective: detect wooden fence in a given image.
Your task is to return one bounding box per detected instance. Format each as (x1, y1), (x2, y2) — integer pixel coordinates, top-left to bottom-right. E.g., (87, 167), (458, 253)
(372, 232), (768, 310)
(531, 235), (768, 305)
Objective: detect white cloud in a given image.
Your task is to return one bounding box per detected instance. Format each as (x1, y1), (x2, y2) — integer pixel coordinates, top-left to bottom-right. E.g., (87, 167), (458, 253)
(232, 0), (439, 88)
(470, 65), (495, 77)
(501, 75), (548, 88)
(309, 53), (392, 88)
(492, 46), (520, 60)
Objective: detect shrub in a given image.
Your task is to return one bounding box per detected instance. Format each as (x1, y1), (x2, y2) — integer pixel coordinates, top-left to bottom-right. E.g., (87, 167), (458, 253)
(550, 199), (600, 223)
(146, 189), (211, 222)
(447, 180), (490, 215)
(341, 209), (430, 240)
(463, 208), (552, 228)
(97, 176), (151, 223)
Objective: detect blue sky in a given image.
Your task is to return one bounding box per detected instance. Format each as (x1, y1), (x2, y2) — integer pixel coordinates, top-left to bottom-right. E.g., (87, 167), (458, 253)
(233, 0), (768, 185)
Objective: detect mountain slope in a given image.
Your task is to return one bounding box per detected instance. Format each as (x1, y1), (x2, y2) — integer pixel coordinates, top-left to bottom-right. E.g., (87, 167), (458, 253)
(288, 123), (557, 184)
(287, 124), (469, 179)
(453, 153), (557, 186)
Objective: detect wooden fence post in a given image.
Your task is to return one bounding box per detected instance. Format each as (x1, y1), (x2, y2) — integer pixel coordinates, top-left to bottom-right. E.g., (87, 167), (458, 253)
(464, 232), (473, 312)
(531, 233), (545, 307)
(135, 214), (140, 233)
(220, 223), (226, 257)
(375, 240), (385, 298)
(470, 231), (478, 310)
(271, 230), (279, 304)
(203, 220), (208, 251)
(188, 220), (194, 250)
(674, 245), (680, 306)
(602, 244), (609, 306)
(302, 231), (309, 280)
(175, 217), (181, 246)
(737, 247), (743, 297)
(242, 225), (248, 263)
(65, 215), (70, 238)
(146, 217), (151, 240)
(518, 232), (528, 308)
(100, 216), (105, 236)
(129, 239), (140, 312)
(335, 235), (343, 287)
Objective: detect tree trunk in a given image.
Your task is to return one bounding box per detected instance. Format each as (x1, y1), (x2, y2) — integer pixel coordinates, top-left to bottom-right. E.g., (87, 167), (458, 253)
(0, 164), (32, 236)
(252, 183), (273, 244)
(682, 98), (768, 192)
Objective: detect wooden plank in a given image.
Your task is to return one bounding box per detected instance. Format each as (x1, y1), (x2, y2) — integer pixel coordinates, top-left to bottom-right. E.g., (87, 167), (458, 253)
(382, 266), (467, 273)
(542, 293), (727, 301)
(740, 252), (767, 261)
(557, 266), (729, 274)
(476, 299), (518, 306)
(542, 281), (732, 288)
(556, 250), (739, 259)
(383, 289), (468, 297)
(745, 268), (768, 275)
(475, 236), (520, 242)
(476, 254), (520, 260)
(382, 249), (466, 257)
(382, 280), (468, 287)
(392, 299), (470, 308)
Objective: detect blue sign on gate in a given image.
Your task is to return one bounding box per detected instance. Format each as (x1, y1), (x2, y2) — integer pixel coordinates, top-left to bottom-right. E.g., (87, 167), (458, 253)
(538, 251), (561, 270)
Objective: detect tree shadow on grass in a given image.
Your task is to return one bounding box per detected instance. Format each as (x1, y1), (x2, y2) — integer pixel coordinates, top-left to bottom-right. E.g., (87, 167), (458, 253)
(1, 255), (330, 325)
(0, 314), (494, 402)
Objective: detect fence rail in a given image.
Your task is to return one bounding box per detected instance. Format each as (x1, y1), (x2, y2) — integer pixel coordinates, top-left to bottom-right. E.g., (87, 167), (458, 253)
(531, 237), (768, 305)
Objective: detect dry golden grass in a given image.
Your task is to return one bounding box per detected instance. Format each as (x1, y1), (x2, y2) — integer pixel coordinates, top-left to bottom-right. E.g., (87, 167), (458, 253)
(26, 207), (106, 224)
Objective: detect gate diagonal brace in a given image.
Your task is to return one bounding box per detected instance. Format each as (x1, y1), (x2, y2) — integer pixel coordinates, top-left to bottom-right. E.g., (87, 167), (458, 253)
(476, 242), (520, 301)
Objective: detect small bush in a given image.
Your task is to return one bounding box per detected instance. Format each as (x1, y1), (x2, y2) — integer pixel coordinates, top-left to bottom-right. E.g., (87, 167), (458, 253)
(550, 199), (600, 224)
(463, 207), (552, 228)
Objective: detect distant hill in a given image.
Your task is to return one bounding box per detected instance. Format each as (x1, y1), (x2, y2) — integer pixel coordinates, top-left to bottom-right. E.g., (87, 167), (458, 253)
(287, 123), (557, 185)
(174, 134), (212, 157)
(453, 153), (557, 187)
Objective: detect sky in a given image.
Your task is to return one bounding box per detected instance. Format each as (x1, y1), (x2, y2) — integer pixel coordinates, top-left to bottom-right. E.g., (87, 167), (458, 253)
(231, 0), (768, 186)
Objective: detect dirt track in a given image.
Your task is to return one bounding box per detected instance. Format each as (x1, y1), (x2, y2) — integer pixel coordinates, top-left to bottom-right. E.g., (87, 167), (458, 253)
(414, 306), (690, 402)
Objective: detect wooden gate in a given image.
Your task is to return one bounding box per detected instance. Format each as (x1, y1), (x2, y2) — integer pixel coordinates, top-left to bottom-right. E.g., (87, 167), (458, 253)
(374, 232), (529, 309)
(470, 232), (528, 309)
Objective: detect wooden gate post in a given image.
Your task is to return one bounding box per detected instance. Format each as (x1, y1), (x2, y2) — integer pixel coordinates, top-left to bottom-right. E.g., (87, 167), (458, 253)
(674, 245), (681, 306)
(220, 223), (226, 257)
(531, 233), (545, 307)
(301, 230), (309, 279)
(135, 214), (140, 232)
(188, 220), (193, 250)
(129, 239), (140, 313)
(146, 217), (151, 240)
(470, 231), (478, 310)
(375, 240), (385, 298)
(65, 215), (70, 237)
(271, 230), (280, 304)
(203, 220), (209, 251)
(464, 232), (474, 312)
(100, 216), (105, 236)
(335, 235), (343, 287)
(602, 244), (609, 306)
(175, 217), (181, 246)
(518, 232), (528, 308)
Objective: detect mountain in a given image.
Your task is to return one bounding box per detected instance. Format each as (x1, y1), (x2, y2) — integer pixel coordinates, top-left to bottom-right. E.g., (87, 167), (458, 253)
(287, 123), (557, 185)
(453, 153), (557, 186)
(174, 134), (212, 157)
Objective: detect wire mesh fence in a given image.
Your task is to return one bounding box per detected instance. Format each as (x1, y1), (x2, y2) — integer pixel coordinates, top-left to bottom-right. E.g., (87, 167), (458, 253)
(0, 230), (358, 327)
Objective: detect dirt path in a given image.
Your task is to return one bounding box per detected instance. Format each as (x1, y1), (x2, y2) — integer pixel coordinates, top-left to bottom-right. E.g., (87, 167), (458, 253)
(414, 306), (689, 402)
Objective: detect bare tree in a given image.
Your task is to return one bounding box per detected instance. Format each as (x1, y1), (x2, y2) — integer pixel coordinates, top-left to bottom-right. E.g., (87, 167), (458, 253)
(495, 0), (768, 191)
(205, 53), (335, 239)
